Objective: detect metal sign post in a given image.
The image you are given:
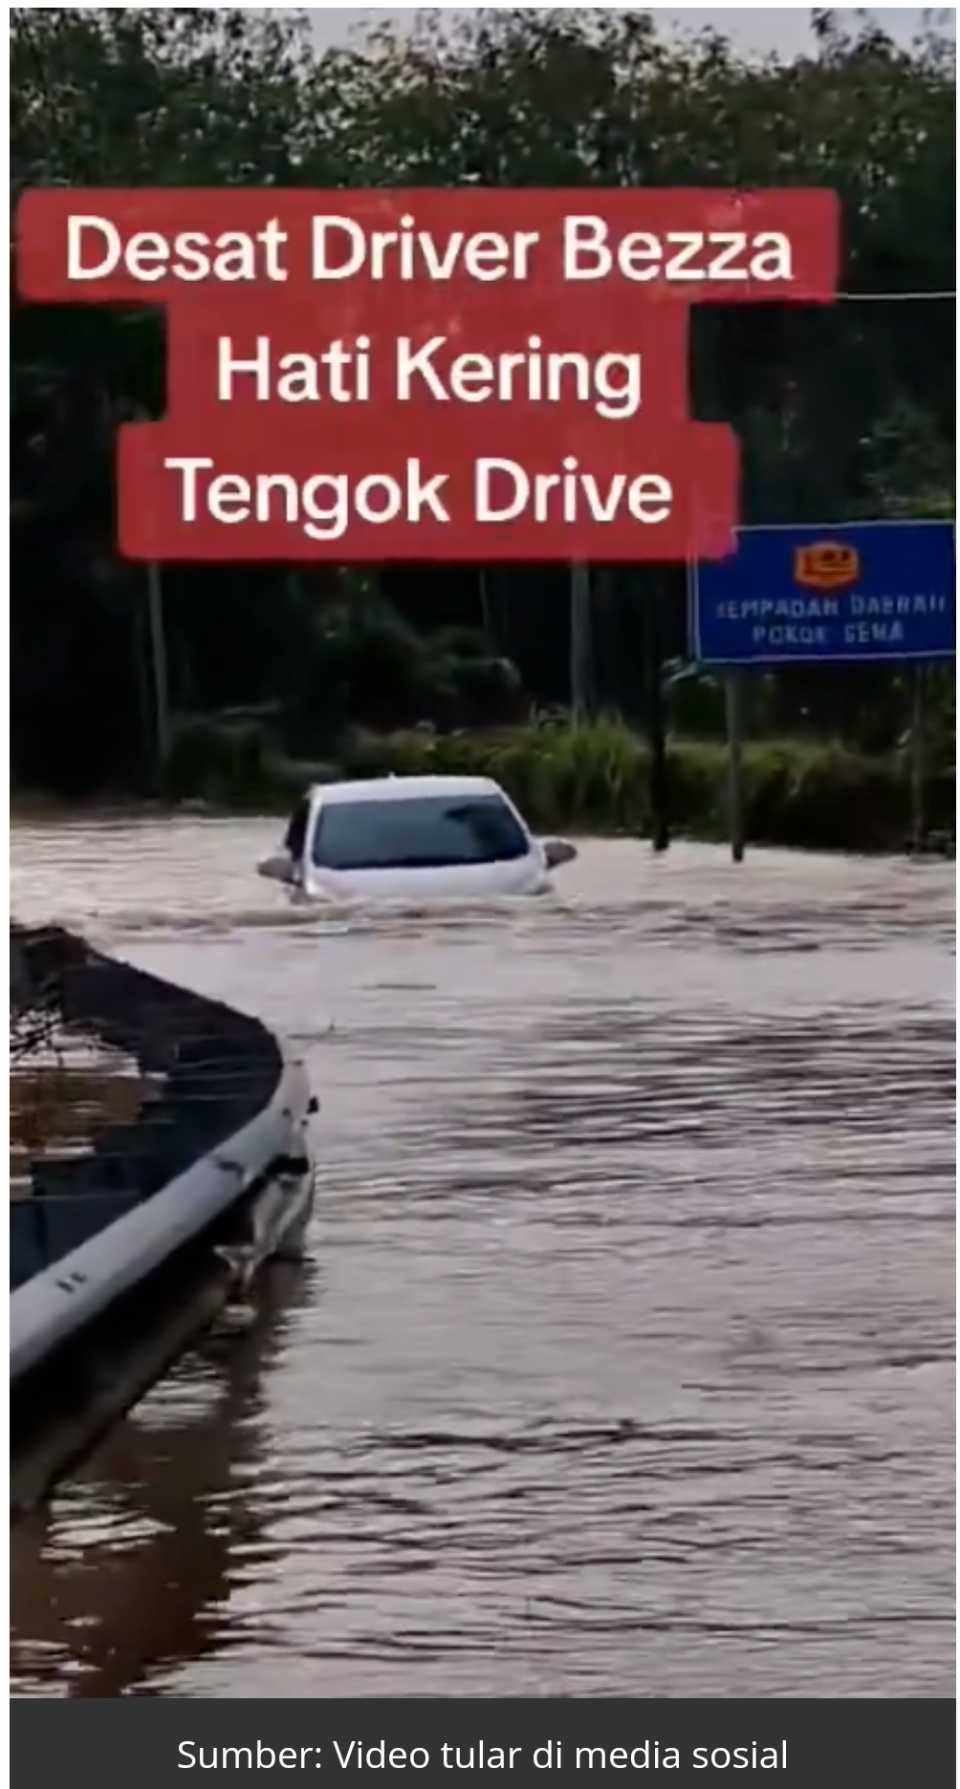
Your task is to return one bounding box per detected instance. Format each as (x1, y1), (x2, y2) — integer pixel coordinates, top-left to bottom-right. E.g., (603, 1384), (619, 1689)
(910, 663), (927, 854)
(724, 670), (745, 863)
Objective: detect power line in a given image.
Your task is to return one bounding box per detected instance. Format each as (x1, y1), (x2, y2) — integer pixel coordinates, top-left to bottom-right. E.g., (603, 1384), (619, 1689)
(836, 290), (955, 301)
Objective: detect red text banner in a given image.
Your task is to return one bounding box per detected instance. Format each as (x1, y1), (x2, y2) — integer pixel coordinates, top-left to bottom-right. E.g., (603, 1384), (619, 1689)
(16, 187), (840, 563)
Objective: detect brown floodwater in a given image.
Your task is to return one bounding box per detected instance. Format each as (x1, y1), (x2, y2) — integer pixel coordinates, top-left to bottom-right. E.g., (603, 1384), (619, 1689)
(11, 1046), (152, 1201)
(9, 819), (955, 1697)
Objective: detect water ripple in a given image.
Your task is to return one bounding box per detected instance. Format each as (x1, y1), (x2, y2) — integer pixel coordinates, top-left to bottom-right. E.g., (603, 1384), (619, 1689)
(10, 824), (955, 1698)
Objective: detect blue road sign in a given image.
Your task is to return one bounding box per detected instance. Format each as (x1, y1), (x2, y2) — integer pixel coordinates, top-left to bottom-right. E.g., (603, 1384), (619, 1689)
(691, 520), (955, 665)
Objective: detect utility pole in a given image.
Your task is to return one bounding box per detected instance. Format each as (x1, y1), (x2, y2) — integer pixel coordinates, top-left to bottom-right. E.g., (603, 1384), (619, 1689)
(645, 573), (670, 852)
(479, 569), (496, 650)
(570, 561), (593, 723)
(146, 557), (170, 779)
(134, 403), (171, 782)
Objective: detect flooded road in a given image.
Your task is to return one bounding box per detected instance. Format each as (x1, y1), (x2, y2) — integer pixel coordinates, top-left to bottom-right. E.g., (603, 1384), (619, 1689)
(10, 820), (955, 1697)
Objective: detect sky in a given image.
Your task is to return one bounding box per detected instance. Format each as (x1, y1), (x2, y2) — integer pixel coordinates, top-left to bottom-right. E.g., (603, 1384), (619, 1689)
(303, 6), (952, 60)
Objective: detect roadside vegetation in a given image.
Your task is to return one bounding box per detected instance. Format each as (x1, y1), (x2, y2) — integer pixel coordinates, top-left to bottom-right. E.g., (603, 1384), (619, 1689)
(11, 8), (955, 849)
(156, 713), (954, 854)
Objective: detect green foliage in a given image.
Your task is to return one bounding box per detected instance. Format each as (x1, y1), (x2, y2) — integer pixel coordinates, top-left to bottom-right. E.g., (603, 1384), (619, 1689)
(164, 716), (276, 807)
(331, 722), (953, 851)
(10, 7), (956, 806)
(279, 596), (529, 748)
(156, 708), (954, 852)
(163, 714), (339, 809)
(859, 399), (955, 521)
(11, 9), (317, 190)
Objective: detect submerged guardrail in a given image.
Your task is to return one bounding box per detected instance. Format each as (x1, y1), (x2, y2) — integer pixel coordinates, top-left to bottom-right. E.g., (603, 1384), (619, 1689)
(12, 924), (284, 1236)
(10, 924), (316, 1504)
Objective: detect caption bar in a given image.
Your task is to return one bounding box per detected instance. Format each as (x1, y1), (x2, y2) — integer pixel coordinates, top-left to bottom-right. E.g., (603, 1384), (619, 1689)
(13, 1697), (952, 1789)
(17, 188), (839, 561)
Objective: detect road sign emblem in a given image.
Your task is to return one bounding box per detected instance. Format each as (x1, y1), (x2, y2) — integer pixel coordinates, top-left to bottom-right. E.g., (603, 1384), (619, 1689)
(793, 541), (860, 591)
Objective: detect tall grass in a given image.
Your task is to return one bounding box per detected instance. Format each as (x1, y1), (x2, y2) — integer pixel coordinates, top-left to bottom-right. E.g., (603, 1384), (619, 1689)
(163, 716), (954, 852)
(339, 721), (953, 851)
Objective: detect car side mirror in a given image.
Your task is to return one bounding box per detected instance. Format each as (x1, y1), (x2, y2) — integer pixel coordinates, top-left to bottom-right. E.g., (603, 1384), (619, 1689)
(542, 838), (577, 869)
(258, 853), (297, 884)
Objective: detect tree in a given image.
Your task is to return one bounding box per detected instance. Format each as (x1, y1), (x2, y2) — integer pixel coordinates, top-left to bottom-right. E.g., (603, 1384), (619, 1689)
(11, 7), (956, 789)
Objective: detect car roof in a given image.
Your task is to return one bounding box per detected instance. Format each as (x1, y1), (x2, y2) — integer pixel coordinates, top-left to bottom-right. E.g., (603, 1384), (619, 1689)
(306, 774), (505, 806)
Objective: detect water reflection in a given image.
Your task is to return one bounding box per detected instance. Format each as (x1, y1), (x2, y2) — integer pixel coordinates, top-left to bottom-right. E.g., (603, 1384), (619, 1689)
(11, 1262), (313, 1696)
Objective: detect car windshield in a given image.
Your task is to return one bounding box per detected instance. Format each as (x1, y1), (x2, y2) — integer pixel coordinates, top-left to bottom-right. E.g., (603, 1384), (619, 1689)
(311, 794), (529, 871)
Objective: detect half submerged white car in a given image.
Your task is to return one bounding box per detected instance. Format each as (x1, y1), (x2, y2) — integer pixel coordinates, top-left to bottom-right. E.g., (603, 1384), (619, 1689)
(258, 774), (577, 901)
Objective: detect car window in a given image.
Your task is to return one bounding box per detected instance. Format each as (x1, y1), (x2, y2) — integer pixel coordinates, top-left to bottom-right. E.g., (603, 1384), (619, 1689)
(311, 794), (529, 870)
